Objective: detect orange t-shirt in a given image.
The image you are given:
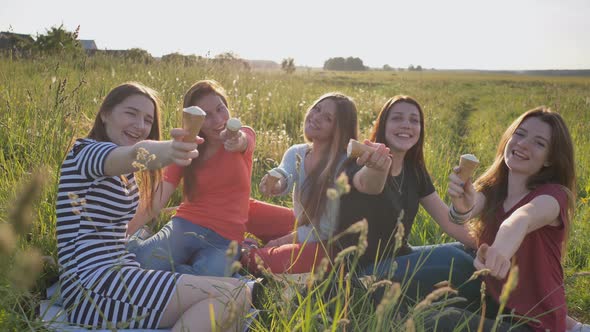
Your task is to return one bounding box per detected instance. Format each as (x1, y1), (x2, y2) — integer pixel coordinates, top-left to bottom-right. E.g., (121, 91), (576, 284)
(164, 127), (255, 242)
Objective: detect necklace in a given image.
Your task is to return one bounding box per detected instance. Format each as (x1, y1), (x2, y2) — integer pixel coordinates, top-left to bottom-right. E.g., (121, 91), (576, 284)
(390, 166), (405, 194)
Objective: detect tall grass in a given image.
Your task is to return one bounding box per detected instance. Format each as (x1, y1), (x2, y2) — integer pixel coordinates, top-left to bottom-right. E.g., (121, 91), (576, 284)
(1, 55), (589, 329)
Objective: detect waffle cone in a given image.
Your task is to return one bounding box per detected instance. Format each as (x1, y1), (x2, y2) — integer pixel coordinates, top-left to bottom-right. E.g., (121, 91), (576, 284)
(458, 155), (480, 182)
(347, 139), (376, 158)
(182, 112), (205, 142)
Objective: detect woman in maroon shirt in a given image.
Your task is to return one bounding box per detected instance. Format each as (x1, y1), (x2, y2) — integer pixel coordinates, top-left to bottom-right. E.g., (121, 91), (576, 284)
(439, 106), (578, 331)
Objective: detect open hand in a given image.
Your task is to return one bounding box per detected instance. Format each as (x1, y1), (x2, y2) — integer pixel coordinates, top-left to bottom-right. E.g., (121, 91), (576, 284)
(474, 243), (511, 279)
(357, 140), (392, 172)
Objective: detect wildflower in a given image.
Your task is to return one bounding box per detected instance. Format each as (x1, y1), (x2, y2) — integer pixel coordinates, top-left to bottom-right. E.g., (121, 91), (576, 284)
(326, 188), (339, 200)
(335, 172), (351, 194)
(133, 147), (156, 171)
(226, 241), (239, 258)
(230, 261), (242, 275)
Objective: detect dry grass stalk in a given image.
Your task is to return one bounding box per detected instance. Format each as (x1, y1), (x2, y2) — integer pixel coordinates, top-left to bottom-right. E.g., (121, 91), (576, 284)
(375, 282), (402, 324)
(0, 223), (17, 255)
(477, 281), (487, 332)
(405, 317), (416, 332)
(413, 286), (458, 313)
(491, 262), (519, 332)
(10, 248), (43, 290)
(8, 169), (47, 234)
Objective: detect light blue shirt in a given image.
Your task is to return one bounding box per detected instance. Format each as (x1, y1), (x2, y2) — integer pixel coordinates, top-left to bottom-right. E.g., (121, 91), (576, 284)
(273, 143), (346, 243)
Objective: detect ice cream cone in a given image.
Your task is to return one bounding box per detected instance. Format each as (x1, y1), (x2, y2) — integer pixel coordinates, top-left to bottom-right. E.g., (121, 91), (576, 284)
(265, 169), (282, 193)
(347, 139), (376, 159)
(223, 118), (242, 139)
(458, 154), (480, 183)
(182, 106), (206, 142)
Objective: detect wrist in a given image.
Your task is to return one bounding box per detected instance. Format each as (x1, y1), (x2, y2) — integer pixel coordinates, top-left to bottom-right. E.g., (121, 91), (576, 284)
(453, 202), (474, 215)
(448, 203), (473, 224)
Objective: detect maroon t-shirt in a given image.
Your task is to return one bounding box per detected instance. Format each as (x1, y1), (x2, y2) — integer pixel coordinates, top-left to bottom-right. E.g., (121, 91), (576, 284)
(480, 183), (568, 332)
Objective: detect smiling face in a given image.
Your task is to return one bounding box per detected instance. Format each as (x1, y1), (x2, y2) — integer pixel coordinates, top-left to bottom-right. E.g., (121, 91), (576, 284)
(304, 98), (337, 142)
(100, 94), (155, 146)
(196, 93), (230, 142)
(503, 116), (552, 176)
(384, 101), (421, 154)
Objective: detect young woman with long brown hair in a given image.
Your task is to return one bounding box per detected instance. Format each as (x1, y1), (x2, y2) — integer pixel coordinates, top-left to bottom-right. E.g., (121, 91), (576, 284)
(435, 107), (579, 331)
(241, 92), (359, 273)
(126, 79), (264, 277)
(56, 82), (249, 331)
(337, 95), (479, 301)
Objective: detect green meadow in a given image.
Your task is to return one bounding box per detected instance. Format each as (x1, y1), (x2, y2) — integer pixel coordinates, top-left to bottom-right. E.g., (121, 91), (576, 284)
(1, 55), (589, 330)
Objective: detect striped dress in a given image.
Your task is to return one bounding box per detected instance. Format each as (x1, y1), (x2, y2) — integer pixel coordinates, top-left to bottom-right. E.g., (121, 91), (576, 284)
(56, 139), (179, 329)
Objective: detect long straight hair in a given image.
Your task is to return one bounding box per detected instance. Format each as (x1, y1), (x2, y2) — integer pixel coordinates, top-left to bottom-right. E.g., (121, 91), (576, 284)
(88, 82), (162, 212)
(370, 95), (428, 180)
(181, 80), (229, 200)
(298, 93), (358, 227)
(473, 106), (576, 249)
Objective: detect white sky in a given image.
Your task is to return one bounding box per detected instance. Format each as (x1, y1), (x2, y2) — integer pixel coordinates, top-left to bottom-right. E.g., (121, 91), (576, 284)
(1, 0), (589, 70)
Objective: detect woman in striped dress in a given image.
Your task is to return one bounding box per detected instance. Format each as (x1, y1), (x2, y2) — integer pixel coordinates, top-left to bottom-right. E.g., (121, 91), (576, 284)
(56, 82), (249, 331)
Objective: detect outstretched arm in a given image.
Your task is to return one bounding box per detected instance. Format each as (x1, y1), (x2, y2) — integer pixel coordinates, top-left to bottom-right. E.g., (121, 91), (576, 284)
(474, 195), (562, 279)
(104, 128), (201, 176)
(352, 141), (392, 195)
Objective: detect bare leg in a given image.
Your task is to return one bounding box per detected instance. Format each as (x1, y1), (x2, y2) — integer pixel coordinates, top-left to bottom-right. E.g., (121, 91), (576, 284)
(159, 275), (250, 332)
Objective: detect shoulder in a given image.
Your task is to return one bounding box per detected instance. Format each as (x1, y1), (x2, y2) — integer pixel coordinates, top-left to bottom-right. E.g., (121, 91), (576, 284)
(284, 143), (310, 156)
(70, 138), (117, 156)
(531, 183), (568, 205)
(241, 126), (256, 139)
(291, 143), (310, 152)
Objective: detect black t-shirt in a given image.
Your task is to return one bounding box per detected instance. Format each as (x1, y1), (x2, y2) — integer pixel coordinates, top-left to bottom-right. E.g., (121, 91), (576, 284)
(337, 160), (435, 266)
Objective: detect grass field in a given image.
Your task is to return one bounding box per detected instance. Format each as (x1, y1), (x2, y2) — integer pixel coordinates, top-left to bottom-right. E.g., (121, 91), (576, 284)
(1, 54), (589, 330)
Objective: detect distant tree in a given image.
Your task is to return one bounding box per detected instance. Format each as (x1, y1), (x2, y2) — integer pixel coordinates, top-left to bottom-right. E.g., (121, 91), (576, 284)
(382, 64), (393, 71)
(213, 51), (250, 70)
(281, 57), (296, 74)
(125, 48), (153, 64)
(35, 24), (83, 56)
(215, 51), (240, 61)
(161, 52), (186, 64)
(324, 56), (367, 71)
(407, 64), (423, 71)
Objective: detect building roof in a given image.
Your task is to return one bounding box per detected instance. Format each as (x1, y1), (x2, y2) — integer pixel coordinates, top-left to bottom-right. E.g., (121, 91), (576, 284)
(79, 39), (97, 50)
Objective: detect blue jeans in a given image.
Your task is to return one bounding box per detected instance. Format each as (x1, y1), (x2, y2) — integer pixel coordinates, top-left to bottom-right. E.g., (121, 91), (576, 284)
(127, 217), (237, 277)
(361, 242), (481, 307)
